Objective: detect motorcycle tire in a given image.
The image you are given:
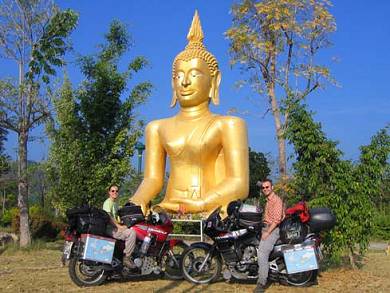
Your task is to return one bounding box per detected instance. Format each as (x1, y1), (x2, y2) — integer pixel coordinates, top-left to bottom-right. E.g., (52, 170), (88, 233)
(163, 242), (188, 280)
(285, 269), (318, 287)
(68, 257), (107, 287)
(180, 245), (222, 284)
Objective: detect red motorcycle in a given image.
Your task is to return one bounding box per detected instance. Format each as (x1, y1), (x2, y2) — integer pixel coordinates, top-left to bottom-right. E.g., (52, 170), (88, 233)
(62, 205), (187, 287)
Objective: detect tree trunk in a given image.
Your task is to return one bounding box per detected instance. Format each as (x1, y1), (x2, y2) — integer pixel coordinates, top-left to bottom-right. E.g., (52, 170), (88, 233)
(40, 188), (44, 208)
(268, 87), (287, 179)
(267, 51), (287, 179)
(349, 247), (357, 270)
(2, 186), (5, 216)
(18, 130), (31, 247)
(40, 176), (45, 208)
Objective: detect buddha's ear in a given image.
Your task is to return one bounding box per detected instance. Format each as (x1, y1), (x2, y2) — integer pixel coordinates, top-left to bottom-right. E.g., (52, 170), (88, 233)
(170, 78), (177, 108)
(210, 70), (221, 106)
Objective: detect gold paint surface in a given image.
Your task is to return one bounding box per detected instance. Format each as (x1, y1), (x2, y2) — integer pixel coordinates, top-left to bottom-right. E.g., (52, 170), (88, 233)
(130, 11), (249, 217)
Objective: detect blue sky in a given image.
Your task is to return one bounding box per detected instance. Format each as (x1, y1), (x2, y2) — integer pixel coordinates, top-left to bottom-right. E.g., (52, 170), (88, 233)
(2, 0), (389, 169)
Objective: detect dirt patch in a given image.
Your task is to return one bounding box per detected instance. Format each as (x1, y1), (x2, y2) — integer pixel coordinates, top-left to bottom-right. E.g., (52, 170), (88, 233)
(0, 249), (389, 292)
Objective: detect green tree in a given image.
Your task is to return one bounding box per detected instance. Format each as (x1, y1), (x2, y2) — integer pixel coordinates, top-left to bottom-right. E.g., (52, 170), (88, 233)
(356, 127), (390, 242)
(285, 101), (390, 267)
(0, 160), (18, 225)
(0, 125), (8, 175)
(28, 161), (49, 208)
(47, 21), (152, 213)
(248, 147), (270, 198)
(0, 0), (78, 246)
(226, 0), (336, 179)
(0, 121), (10, 216)
(377, 166), (390, 210)
(357, 127), (390, 204)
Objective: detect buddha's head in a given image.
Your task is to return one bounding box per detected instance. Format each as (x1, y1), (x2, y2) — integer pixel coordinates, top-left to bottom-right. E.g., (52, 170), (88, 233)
(171, 11), (221, 108)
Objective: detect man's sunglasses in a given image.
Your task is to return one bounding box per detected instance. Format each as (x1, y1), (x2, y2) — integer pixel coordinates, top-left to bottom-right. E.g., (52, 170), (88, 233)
(261, 186), (271, 190)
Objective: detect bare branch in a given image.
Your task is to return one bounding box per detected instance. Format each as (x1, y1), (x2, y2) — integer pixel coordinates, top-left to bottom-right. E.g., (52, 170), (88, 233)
(283, 29), (293, 89)
(248, 54), (270, 82)
(27, 111), (49, 130)
(0, 118), (19, 133)
(301, 82), (319, 99)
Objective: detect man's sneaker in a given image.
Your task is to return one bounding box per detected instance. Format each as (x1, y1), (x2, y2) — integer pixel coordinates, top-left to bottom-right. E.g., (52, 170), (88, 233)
(253, 282), (266, 293)
(254, 279), (271, 293)
(123, 257), (136, 269)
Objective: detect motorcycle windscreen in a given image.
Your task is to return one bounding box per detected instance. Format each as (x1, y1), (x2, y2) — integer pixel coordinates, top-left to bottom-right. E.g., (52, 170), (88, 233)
(81, 234), (115, 264)
(282, 244), (319, 274)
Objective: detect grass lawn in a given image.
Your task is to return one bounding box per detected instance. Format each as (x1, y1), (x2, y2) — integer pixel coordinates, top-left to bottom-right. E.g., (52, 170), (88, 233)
(0, 243), (389, 292)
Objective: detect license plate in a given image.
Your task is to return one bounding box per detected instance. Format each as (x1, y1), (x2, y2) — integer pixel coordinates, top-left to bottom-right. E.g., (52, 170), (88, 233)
(62, 241), (73, 260)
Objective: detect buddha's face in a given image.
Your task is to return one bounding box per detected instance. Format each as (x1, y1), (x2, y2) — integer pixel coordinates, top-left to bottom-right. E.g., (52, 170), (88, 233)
(173, 58), (212, 107)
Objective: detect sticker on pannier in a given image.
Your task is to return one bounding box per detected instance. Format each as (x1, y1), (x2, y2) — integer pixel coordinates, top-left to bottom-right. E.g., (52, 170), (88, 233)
(81, 234), (115, 264)
(283, 244), (319, 274)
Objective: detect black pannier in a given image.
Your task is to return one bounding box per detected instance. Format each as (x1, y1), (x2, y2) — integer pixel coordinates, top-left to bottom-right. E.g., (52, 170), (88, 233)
(238, 204), (263, 229)
(308, 207), (336, 233)
(279, 216), (308, 244)
(118, 204), (144, 227)
(66, 206), (110, 236)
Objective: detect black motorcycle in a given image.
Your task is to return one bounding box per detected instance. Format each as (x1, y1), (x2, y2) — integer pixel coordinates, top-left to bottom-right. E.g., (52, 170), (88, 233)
(180, 201), (335, 286)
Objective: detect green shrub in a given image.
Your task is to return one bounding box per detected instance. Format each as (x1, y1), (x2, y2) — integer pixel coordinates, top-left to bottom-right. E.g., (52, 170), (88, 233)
(9, 205), (65, 240)
(372, 209), (390, 240)
(171, 214), (203, 237)
(1, 207), (19, 226)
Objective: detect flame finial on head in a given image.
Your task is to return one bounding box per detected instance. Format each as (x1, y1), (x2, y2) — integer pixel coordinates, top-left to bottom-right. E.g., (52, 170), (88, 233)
(186, 10), (205, 49)
(173, 10), (219, 77)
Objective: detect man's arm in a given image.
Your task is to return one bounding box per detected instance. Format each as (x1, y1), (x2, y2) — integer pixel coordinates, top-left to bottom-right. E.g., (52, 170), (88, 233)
(262, 196), (284, 240)
(103, 200), (125, 230)
(261, 222), (278, 240)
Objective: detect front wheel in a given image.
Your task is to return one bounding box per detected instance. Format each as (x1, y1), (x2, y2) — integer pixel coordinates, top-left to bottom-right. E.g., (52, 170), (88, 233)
(68, 257), (107, 287)
(286, 269), (317, 287)
(180, 245), (222, 284)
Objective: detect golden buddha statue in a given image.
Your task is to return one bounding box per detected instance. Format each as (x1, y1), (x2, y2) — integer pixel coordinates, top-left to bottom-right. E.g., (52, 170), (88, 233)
(130, 11), (249, 217)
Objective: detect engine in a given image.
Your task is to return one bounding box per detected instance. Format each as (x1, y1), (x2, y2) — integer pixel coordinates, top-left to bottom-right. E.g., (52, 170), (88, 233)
(228, 245), (258, 280)
(242, 245), (257, 262)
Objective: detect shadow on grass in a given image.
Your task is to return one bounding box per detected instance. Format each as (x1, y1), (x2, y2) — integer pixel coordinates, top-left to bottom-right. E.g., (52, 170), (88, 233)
(153, 280), (189, 293)
(105, 274), (241, 292)
(104, 274), (197, 292)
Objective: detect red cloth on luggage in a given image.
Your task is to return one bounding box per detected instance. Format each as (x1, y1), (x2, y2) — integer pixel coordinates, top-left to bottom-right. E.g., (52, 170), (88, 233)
(285, 201), (310, 223)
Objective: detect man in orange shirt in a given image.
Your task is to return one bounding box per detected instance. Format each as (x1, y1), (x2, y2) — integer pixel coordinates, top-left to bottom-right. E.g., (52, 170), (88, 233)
(254, 179), (284, 293)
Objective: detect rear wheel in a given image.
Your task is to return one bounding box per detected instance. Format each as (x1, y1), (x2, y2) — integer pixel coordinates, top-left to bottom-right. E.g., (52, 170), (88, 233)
(181, 246), (222, 284)
(163, 242), (188, 280)
(68, 257), (107, 287)
(286, 269), (317, 286)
